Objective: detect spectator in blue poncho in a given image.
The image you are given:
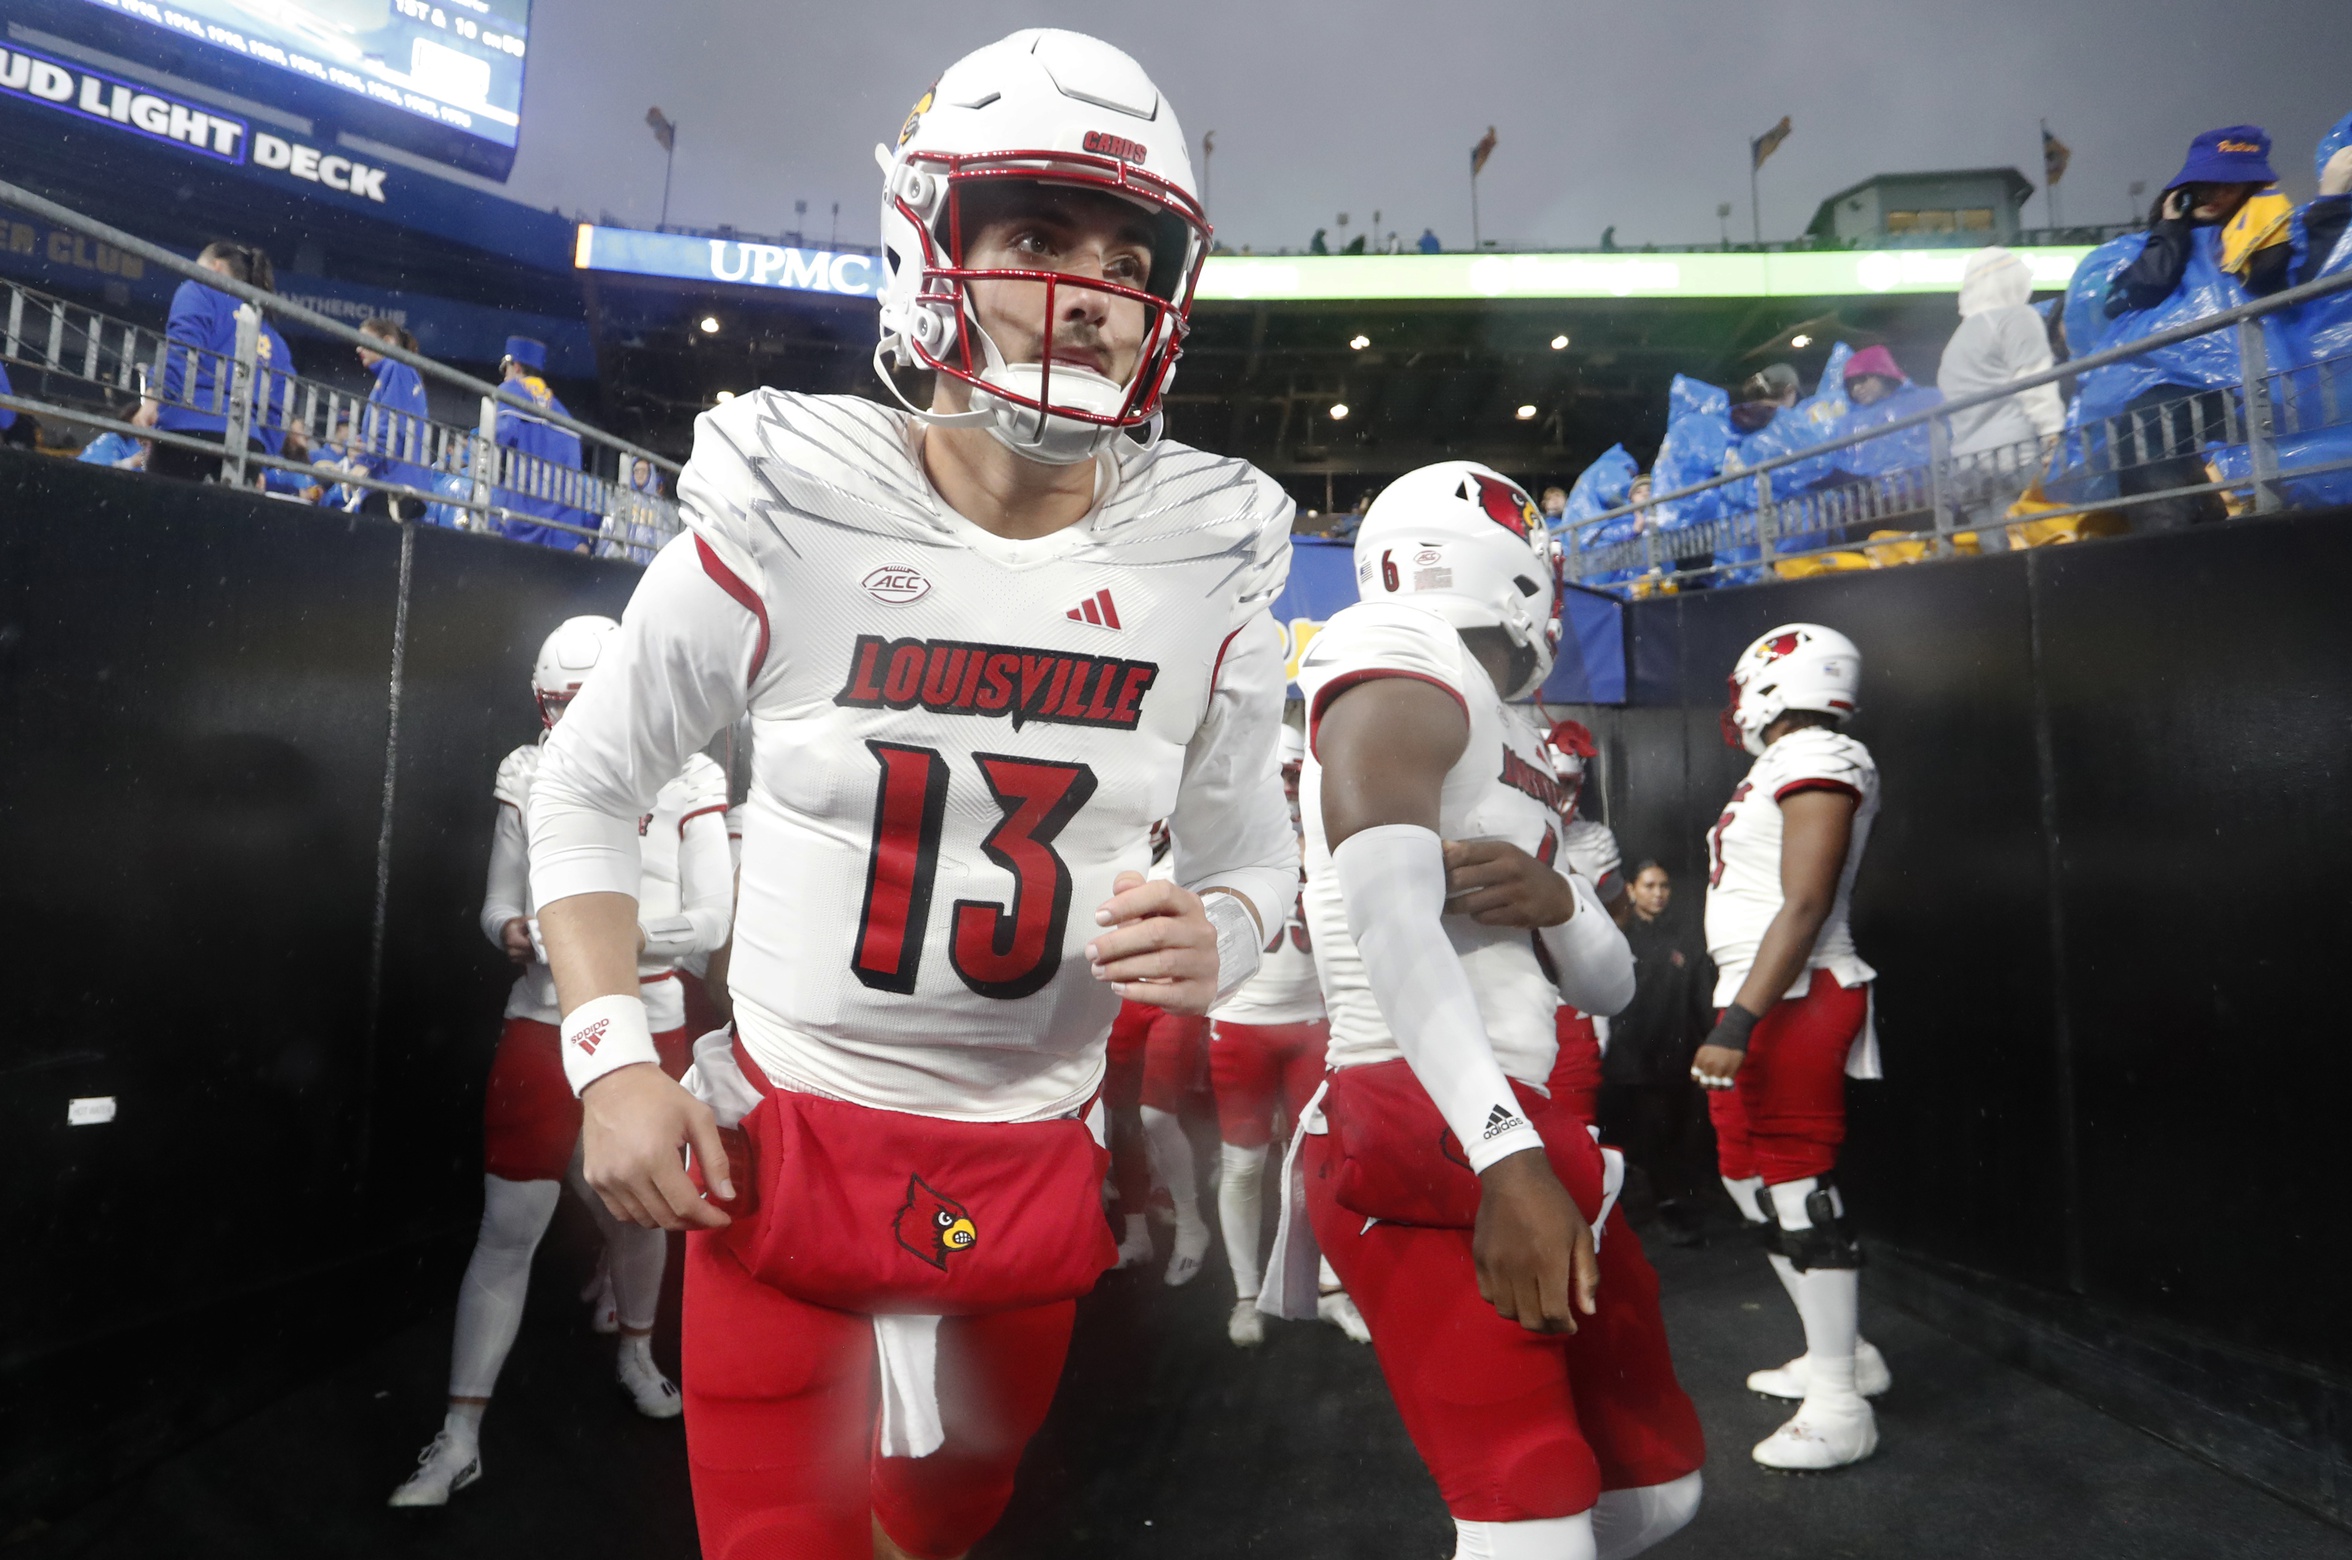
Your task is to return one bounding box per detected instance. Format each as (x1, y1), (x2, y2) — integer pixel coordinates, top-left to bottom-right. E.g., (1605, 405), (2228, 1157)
(491, 335), (589, 552)
(0, 359), (14, 435)
(136, 241), (297, 484)
(353, 317), (432, 521)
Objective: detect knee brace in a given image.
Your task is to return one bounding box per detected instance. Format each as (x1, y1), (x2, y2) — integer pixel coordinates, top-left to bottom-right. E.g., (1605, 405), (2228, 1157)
(1763, 1175), (1862, 1272)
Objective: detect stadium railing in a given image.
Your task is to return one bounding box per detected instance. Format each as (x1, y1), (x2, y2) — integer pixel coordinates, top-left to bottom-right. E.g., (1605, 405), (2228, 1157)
(1560, 262), (2352, 592)
(0, 179), (682, 556)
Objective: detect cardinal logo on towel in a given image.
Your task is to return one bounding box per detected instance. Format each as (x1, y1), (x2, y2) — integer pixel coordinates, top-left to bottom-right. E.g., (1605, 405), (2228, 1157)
(894, 1175), (979, 1271)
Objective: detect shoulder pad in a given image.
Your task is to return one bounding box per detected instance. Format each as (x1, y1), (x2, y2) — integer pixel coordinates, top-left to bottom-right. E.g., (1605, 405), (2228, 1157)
(492, 743), (540, 807)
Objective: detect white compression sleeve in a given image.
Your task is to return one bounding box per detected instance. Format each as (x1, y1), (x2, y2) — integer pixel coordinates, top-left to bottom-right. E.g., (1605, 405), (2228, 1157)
(479, 802), (530, 949)
(1218, 1142), (1267, 1298)
(1454, 1512), (1597, 1560)
(1592, 1472), (1702, 1560)
(1537, 874), (1637, 1017)
(448, 1175), (561, 1399)
(1334, 824), (1543, 1173)
(567, 1156), (666, 1333)
(638, 808), (735, 960)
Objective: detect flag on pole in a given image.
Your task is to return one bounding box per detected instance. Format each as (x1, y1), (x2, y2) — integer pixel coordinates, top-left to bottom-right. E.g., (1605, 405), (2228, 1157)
(1471, 126), (1498, 176)
(1750, 116), (1792, 171)
(2041, 122), (2071, 186)
(645, 106), (677, 154)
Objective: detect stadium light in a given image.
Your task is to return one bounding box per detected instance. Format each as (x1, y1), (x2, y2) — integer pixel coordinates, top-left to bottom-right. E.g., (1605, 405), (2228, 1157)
(1790, 332), (1813, 348)
(698, 315), (721, 334)
(714, 390), (737, 403)
(1349, 333), (1371, 350)
(1515, 404), (1539, 421)
(1550, 333), (1570, 350)
(1328, 403), (1350, 421)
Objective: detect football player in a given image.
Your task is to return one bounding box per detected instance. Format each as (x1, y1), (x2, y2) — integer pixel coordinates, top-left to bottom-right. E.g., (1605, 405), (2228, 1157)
(1210, 725), (1369, 1347)
(391, 616), (732, 1506)
(1295, 462), (1704, 1560)
(524, 32), (1297, 1560)
(1694, 624), (1888, 1470)
(1542, 719), (1626, 1127)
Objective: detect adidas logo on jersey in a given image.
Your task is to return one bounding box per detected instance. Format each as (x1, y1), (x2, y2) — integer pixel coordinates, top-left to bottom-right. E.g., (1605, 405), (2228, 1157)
(1065, 588), (1123, 629)
(836, 634), (1160, 732)
(1481, 1103), (1527, 1141)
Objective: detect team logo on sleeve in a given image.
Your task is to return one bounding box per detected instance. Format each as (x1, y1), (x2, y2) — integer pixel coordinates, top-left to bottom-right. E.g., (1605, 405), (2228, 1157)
(894, 1175), (979, 1271)
(837, 634), (1159, 731)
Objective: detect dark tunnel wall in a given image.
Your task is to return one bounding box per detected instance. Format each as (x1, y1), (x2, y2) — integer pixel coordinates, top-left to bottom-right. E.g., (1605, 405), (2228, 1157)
(1582, 513), (2352, 1520)
(0, 450), (642, 1520)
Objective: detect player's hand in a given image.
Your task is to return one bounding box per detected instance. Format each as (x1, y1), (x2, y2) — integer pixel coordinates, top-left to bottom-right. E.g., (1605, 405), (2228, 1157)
(1442, 838), (1578, 928)
(1473, 1148), (1599, 1333)
(1691, 1043), (1745, 1090)
(580, 1063), (733, 1232)
(1087, 870), (1219, 1016)
(499, 916), (533, 965)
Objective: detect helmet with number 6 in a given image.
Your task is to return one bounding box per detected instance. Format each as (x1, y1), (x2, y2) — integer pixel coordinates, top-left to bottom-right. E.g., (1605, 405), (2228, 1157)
(874, 30), (1210, 465)
(532, 615), (619, 728)
(1352, 460), (1562, 699)
(1721, 623), (1862, 756)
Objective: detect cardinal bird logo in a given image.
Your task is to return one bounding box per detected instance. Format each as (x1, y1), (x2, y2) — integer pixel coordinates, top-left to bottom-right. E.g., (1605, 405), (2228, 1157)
(893, 1175), (979, 1272)
(1759, 631), (1805, 661)
(1469, 473), (1541, 543)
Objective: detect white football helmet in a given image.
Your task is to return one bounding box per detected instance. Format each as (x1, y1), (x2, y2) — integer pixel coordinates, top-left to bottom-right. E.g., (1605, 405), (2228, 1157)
(1353, 461), (1563, 699)
(532, 615), (619, 728)
(1721, 623), (1862, 755)
(874, 30), (1210, 465)
(1544, 718), (1597, 820)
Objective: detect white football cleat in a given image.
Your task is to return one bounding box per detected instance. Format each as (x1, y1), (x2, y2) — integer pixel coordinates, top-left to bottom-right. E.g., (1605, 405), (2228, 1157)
(1228, 1299), (1265, 1348)
(1113, 1214), (1154, 1271)
(1318, 1289), (1372, 1344)
(1748, 1339), (1891, 1400)
(1753, 1394), (1878, 1471)
(1164, 1213), (1212, 1287)
(617, 1347), (684, 1420)
(387, 1431), (481, 1507)
(586, 1272), (618, 1336)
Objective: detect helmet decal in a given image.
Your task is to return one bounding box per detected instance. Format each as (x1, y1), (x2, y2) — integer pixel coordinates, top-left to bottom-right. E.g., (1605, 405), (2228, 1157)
(898, 84), (936, 147)
(1467, 473), (1541, 543)
(1759, 630), (1805, 661)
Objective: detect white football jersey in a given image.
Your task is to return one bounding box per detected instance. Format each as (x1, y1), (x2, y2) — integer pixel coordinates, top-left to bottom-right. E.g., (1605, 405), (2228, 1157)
(487, 742), (730, 1030)
(1297, 603), (1581, 1087)
(1210, 873), (1324, 1026)
(530, 391), (1298, 1120)
(1703, 725), (1879, 1006)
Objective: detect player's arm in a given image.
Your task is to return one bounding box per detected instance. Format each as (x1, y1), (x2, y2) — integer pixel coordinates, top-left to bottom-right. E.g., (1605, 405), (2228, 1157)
(1319, 677), (1599, 1334)
(1692, 787), (1856, 1089)
(1443, 841), (1636, 1016)
(1092, 613), (1299, 1017)
(639, 786), (735, 961)
(533, 534), (761, 1230)
(481, 798), (534, 965)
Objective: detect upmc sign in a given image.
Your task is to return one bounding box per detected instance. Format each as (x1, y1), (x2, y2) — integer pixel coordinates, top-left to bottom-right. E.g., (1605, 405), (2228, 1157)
(0, 41), (390, 204)
(573, 226), (882, 300)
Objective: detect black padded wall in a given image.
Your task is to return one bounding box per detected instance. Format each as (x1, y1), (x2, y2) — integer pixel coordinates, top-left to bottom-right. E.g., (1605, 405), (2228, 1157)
(0, 451), (640, 1520)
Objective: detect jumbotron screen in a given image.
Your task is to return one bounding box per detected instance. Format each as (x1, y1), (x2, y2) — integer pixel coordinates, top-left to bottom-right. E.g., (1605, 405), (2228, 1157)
(58, 0), (528, 170)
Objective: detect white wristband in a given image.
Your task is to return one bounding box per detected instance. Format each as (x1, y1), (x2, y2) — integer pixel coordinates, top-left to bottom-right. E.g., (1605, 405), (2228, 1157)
(1201, 891), (1263, 1008)
(560, 992), (662, 1097)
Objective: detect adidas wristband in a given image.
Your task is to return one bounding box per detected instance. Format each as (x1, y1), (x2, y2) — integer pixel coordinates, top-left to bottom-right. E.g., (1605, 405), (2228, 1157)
(1333, 824), (1543, 1175)
(560, 992), (662, 1096)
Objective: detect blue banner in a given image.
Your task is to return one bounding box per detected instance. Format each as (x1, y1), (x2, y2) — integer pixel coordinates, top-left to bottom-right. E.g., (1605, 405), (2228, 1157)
(1267, 537), (1626, 705)
(573, 225), (882, 300)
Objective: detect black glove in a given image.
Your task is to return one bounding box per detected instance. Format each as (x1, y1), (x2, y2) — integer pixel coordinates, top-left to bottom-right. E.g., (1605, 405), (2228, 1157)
(1704, 1002), (1762, 1054)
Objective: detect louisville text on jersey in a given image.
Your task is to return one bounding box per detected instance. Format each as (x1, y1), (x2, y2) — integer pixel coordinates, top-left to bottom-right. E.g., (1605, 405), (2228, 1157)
(1497, 747), (1568, 811)
(836, 634), (1160, 732)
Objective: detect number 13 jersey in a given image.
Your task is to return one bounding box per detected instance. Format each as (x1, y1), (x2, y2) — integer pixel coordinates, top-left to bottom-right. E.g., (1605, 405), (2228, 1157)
(530, 392), (1299, 1121)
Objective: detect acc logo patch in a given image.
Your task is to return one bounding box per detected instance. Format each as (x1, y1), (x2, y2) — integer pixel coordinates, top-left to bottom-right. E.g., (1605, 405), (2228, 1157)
(1467, 473), (1541, 543)
(863, 564), (932, 604)
(894, 1174), (979, 1271)
(898, 83), (936, 147)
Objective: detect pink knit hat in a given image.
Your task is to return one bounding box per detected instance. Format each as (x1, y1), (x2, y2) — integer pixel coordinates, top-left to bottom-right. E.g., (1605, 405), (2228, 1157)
(1843, 344), (1904, 384)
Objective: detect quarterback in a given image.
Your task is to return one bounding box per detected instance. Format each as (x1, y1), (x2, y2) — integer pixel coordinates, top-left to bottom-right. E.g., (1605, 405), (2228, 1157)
(527, 31), (1295, 1560)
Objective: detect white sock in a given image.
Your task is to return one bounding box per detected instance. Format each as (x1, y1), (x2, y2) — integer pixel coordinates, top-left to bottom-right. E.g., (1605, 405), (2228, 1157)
(1720, 1174), (1765, 1224)
(1121, 1212), (1150, 1248)
(570, 1152), (667, 1332)
(617, 1332), (657, 1374)
(1453, 1511), (1597, 1560)
(1317, 1255), (1344, 1294)
(448, 1176), (560, 1400)
(1592, 1472), (1701, 1560)
(442, 1400), (486, 1452)
(1769, 1176), (1861, 1398)
(1141, 1106), (1202, 1229)
(1217, 1142), (1266, 1298)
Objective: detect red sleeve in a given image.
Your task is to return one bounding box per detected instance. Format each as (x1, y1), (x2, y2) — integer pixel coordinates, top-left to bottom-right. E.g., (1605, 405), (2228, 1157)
(1774, 777), (1861, 803)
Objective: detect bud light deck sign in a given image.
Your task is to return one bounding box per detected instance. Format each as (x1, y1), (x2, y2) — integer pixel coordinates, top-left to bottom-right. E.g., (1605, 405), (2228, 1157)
(0, 41), (247, 162)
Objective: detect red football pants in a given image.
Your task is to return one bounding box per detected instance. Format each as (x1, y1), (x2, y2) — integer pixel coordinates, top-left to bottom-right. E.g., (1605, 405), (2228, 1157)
(1207, 1020), (1328, 1149)
(1104, 1000), (1204, 1208)
(681, 1236), (1075, 1560)
(1307, 1132), (1704, 1516)
(1548, 1009), (1603, 1130)
(481, 1016), (691, 1182)
(1707, 969), (1867, 1186)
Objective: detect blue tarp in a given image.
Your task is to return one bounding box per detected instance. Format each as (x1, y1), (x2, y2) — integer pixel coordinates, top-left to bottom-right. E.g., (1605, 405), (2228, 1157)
(1267, 536), (1626, 705)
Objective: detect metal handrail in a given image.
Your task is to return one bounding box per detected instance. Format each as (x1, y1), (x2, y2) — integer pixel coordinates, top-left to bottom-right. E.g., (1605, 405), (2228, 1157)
(1559, 261), (2352, 580)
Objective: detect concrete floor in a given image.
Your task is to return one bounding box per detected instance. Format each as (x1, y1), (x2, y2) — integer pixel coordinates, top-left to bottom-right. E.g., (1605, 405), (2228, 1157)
(12, 1200), (2348, 1560)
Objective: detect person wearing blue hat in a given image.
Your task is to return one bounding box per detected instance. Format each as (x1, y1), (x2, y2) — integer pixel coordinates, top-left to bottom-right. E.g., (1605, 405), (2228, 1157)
(2108, 126), (2278, 318)
(491, 335), (590, 551)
